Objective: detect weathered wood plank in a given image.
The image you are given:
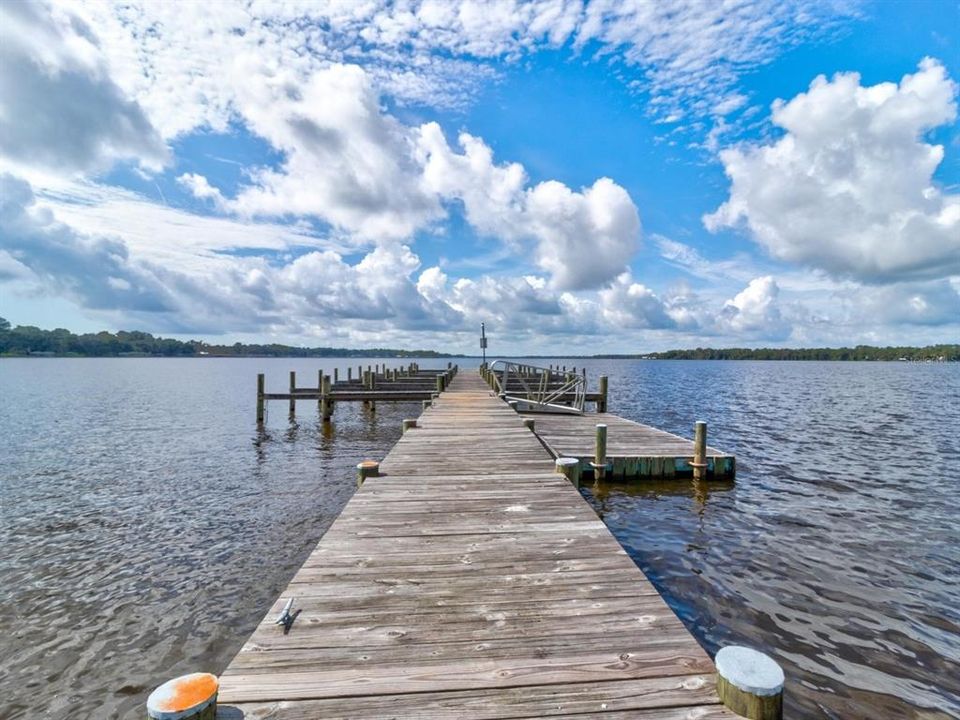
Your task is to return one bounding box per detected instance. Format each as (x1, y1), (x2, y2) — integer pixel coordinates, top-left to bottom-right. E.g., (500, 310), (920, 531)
(220, 676), (735, 720)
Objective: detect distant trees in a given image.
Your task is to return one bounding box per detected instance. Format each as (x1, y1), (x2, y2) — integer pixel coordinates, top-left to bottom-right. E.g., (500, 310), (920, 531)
(1, 316), (955, 360)
(0, 318), (452, 358)
(630, 345), (960, 361)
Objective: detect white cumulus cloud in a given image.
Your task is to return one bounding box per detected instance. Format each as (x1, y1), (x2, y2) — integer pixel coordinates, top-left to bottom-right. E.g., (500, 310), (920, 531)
(717, 276), (790, 339)
(0, 1), (167, 176)
(418, 123), (640, 290)
(705, 58), (960, 283)
(227, 63), (441, 240)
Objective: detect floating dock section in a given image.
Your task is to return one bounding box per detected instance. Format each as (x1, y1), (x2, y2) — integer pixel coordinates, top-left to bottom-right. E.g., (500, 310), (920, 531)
(217, 372), (739, 718)
(533, 412), (736, 480)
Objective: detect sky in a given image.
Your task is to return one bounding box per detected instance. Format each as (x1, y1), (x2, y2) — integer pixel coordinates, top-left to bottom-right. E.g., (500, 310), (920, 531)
(0, 0), (958, 354)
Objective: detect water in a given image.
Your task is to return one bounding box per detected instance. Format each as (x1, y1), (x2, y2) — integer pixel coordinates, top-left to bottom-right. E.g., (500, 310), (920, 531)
(0, 358), (957, 719)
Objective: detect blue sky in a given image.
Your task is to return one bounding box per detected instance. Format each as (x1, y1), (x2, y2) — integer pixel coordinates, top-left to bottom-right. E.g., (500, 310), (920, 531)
(1, 0), (958, 353)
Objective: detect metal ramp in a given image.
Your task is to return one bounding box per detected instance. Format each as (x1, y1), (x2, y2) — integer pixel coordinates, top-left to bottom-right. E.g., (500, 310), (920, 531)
(488, 360), (585, 414)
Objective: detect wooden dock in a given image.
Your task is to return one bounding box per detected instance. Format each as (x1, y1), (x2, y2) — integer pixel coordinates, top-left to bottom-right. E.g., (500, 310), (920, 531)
(532, 413), (736, 480)
(217, 372), (739, 719)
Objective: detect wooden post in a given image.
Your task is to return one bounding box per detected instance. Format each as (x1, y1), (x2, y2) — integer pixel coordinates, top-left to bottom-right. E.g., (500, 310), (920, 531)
(422, 399), (431, 410)
(598, 375), (609, 412)
(256, 373), (265, 424)
(347, 367), (352, 382)
(715, 646), (784, 720)
(321, 374), (333, 422)
(593, 423), (608, 480)
(693, 421), (707, 480)
(436, 375), (444, 393)
(333, 368), (339, 383)
(317, 369), (323, 413)
(523, 418), (535, 432)
(147, 672), (218, 720)
(356, 460), (380, 488)
(288, 371), (296, 415)
(402, 419), (417, 434)
(556, 457), (581, 488)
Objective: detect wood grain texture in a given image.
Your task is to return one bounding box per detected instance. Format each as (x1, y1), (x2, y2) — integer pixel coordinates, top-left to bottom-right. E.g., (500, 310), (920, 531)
(220, 372), (727, 717)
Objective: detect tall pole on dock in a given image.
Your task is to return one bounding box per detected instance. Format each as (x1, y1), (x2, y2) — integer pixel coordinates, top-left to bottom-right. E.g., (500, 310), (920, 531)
(480, 322), (487, 366)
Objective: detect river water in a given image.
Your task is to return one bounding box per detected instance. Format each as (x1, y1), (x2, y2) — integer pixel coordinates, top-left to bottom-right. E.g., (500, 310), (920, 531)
(0, 358), (957, 718)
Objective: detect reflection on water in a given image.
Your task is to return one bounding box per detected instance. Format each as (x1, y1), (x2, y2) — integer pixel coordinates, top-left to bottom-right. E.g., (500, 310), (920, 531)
(1, 358), (958, 719)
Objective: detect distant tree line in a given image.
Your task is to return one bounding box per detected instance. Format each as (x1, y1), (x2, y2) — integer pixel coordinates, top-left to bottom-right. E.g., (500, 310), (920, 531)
(613, 345), (960, 361)
(0, 318), (453, 358)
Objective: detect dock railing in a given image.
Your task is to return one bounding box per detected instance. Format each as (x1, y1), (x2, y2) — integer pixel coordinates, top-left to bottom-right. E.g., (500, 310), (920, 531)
(488, 360), (585, 414)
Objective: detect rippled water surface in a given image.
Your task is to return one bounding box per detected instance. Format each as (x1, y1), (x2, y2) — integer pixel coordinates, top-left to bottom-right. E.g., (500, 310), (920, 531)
(1, 358), (958, 719)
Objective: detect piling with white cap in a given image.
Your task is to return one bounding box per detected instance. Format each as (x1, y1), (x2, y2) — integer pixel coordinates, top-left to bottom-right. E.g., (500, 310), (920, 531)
(715, 645), (784, 720)
(146, 672), (218, 720)
(356, 460), (380, 488)
(555, 457), (581, 488)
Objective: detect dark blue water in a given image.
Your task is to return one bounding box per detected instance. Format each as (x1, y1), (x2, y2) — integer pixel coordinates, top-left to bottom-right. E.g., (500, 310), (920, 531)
(0, 358), (957, 719)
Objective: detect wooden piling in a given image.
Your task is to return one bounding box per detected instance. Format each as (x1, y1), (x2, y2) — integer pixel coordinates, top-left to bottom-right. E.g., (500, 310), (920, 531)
(555, 457), (581, 488)
(356, 460), (379, 488)
(598, 375), (609, 412)
(422, 399), (431, 410)
(288, 371), (296, 415)
(716, 646), (784, 720)
(256, 373), (265, 424)
(333, 368), (339, 383)
(593, 423), (608, 480)
(321, 374), (333, 422)
(147, 672), (218, 720)
(523, 418), (535, 432)
(402, 419), (417, 434)
(436, 374), (444, 393)
(693, 421), (707, 480)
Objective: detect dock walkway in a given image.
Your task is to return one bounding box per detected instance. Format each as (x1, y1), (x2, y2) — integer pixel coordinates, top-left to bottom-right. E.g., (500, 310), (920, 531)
(218, 373), (736, 718)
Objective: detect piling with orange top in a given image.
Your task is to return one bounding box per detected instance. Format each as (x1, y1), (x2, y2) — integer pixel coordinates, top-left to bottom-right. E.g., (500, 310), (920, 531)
(146, 672), (218, 720)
